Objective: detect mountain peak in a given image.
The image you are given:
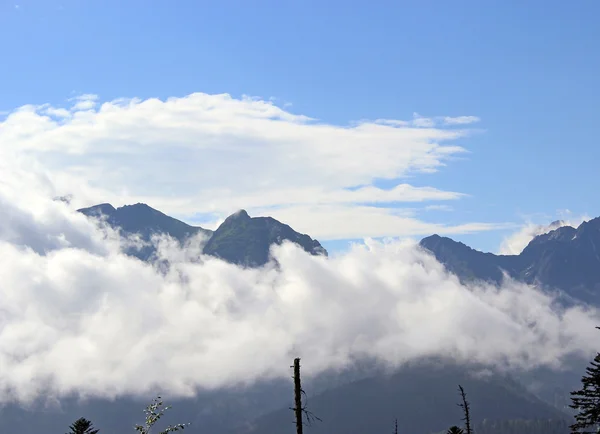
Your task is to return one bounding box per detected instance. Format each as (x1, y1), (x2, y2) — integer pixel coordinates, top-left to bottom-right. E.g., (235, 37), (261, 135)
(524, 225), (576, 250)
(420, 234), (474, 253)
(116, 203), (162, 215)
(576, 217), (600, 235)
(78, 203), (117, 217)
(204, 209), (327, 266)
(78, 203), (327, 267)
(420, 216), (600, 304)
(77, 202), (211, 261)
(120, 202), (152, 209)
(225, 209), (251, 221)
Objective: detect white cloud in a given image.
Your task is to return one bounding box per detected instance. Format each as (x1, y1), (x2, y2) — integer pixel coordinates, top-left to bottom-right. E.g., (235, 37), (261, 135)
(252, 204), (511, 240)
(69, 94), (98, 111)
(411, 112), (437, 128)
(43, 106), (71, 119)
(443, 116), (481, 125)
(498, 213), (590, 255)
(0, 185), (597, 405)
(424, 204), (454, 212)
(376, 114), (480, 129)
(0, 92), (500, 240)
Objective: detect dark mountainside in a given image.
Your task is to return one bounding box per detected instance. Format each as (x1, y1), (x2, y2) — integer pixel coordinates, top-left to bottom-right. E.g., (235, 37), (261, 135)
(235, 363), (569, 434)
(420, 217), (600, 305)
(418, 219), (600, 412)
(0, 362), (571, 434)
(418, 219), (600, 414)
(78, 203), (328, 266)
(79, 203), (212, 261)
(0, 382), (293, 434)
(0, 362), (386, 434)
(202, 209), (328, 267)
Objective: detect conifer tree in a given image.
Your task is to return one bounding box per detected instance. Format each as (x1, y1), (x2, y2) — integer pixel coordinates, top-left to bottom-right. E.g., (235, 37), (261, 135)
(66, 417), (99, 434)
(571, 329), (600, 434)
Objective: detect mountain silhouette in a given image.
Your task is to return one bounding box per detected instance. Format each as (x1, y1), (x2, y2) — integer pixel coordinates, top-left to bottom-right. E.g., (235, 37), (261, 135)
(233, 362), (569, 434)
(203, 209), (328, 267)
(78, 203), (327, 266)
(78, 203), (212, 261)
(420, 217), (600, 305)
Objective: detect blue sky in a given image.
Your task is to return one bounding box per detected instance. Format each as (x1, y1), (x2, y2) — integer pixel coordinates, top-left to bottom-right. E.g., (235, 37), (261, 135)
(1, 0), (599, 254)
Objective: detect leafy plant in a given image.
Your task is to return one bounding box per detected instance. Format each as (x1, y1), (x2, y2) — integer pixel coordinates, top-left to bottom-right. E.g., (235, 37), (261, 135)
(134, 396), (190, 434)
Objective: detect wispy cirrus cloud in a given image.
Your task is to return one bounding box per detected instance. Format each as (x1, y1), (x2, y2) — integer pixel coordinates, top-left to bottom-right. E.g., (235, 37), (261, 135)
(443, 115), (481, 125)
(375, 113), (481, 129)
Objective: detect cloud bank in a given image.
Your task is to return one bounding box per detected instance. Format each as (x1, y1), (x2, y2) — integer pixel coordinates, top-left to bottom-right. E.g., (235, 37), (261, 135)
(0, 92), (505, 240)
(0, 181), (597, 405)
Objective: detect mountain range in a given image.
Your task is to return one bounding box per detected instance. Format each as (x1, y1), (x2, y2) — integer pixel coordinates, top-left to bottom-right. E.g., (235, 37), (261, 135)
(419, 217), (600, 305)
(79, 202), (600, 307)
(77, 203), (327, 266)
(236, 362), (570, 434)
(0, 361), (571, 434)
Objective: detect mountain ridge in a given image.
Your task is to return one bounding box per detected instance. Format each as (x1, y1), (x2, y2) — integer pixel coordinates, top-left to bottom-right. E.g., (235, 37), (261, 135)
(420, 217), (600, 305)
(78, 202), (328, 266)
(234, 363), (570, 434)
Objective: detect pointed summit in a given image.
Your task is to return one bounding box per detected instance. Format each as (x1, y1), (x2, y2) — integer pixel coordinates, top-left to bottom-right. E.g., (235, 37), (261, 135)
(224, 209), (251, 222)
(78, 203), (327, 267)
(78, 203), (117, 218)
(203, 210), (327, 267)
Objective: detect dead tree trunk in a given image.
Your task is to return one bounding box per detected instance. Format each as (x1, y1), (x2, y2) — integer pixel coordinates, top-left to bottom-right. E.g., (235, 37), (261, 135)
(293, 358), (303, 434)
(458, 385), (472, 434)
